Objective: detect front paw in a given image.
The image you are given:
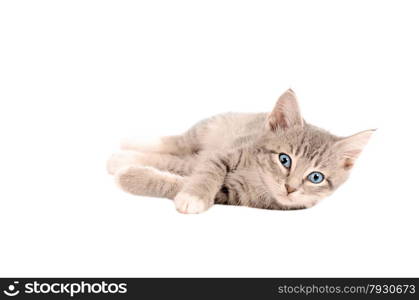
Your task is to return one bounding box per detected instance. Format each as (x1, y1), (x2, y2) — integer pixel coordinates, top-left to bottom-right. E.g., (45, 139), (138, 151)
(174, 193), (212, 214)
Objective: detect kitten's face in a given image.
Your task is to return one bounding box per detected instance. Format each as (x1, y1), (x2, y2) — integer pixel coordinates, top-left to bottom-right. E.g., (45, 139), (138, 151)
(254, 89), (374, 209)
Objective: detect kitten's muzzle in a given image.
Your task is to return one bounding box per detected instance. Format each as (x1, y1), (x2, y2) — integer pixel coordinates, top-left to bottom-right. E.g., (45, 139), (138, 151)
(285, 184), (297, 195)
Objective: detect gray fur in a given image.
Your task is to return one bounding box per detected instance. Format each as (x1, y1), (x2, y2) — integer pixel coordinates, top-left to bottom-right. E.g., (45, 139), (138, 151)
(108, 89), (374, 213)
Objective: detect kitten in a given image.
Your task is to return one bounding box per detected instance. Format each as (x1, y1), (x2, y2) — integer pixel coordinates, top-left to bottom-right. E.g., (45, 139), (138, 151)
(107, 89), (374, 213)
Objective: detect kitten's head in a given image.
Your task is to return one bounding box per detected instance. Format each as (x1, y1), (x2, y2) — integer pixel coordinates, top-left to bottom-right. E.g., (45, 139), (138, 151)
(255, 89), (374, 209)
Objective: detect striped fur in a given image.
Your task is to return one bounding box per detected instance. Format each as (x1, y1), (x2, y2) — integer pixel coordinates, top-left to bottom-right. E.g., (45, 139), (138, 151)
(108, 89), (374, 213)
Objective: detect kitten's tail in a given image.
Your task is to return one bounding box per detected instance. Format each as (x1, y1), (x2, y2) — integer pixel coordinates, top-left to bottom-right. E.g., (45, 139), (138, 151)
(115, 166), (184, 200)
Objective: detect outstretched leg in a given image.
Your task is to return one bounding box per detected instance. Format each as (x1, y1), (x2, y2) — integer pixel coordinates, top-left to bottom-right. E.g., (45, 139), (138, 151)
(174, 153), (230, 214)
(116, 166), (184, 200)
(113, 152), (232, 214)
(121, 134), (199, 156)
(107, 150), (196, 175)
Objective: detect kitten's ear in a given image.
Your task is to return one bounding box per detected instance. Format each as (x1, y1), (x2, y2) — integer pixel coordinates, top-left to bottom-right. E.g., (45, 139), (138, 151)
(265, 88), (304, 131)
(335, 129), (376, 170)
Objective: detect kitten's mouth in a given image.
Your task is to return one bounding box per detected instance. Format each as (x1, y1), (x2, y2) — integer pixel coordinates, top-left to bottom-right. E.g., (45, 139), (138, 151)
(258, 172), (295, 205)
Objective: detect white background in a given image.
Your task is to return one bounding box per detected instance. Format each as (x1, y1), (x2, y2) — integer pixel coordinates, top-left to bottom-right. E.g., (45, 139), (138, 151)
(1, 0), (418, 277)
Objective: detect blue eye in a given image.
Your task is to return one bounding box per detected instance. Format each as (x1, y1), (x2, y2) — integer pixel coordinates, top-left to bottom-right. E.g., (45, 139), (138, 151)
(307, 172), (325, 184)
(279, 153), (292, 168)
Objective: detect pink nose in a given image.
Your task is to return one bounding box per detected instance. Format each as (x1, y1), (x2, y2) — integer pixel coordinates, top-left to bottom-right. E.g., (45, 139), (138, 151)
(285, 184), (297, 194)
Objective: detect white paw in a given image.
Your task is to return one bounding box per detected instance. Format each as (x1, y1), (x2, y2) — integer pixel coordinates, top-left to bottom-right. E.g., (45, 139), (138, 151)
(174, 193), (210, 214)
(106, 151), (144, 175)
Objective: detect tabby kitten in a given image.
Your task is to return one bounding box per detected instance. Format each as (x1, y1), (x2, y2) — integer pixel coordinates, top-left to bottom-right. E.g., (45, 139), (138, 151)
(107, 89), (374, 213)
